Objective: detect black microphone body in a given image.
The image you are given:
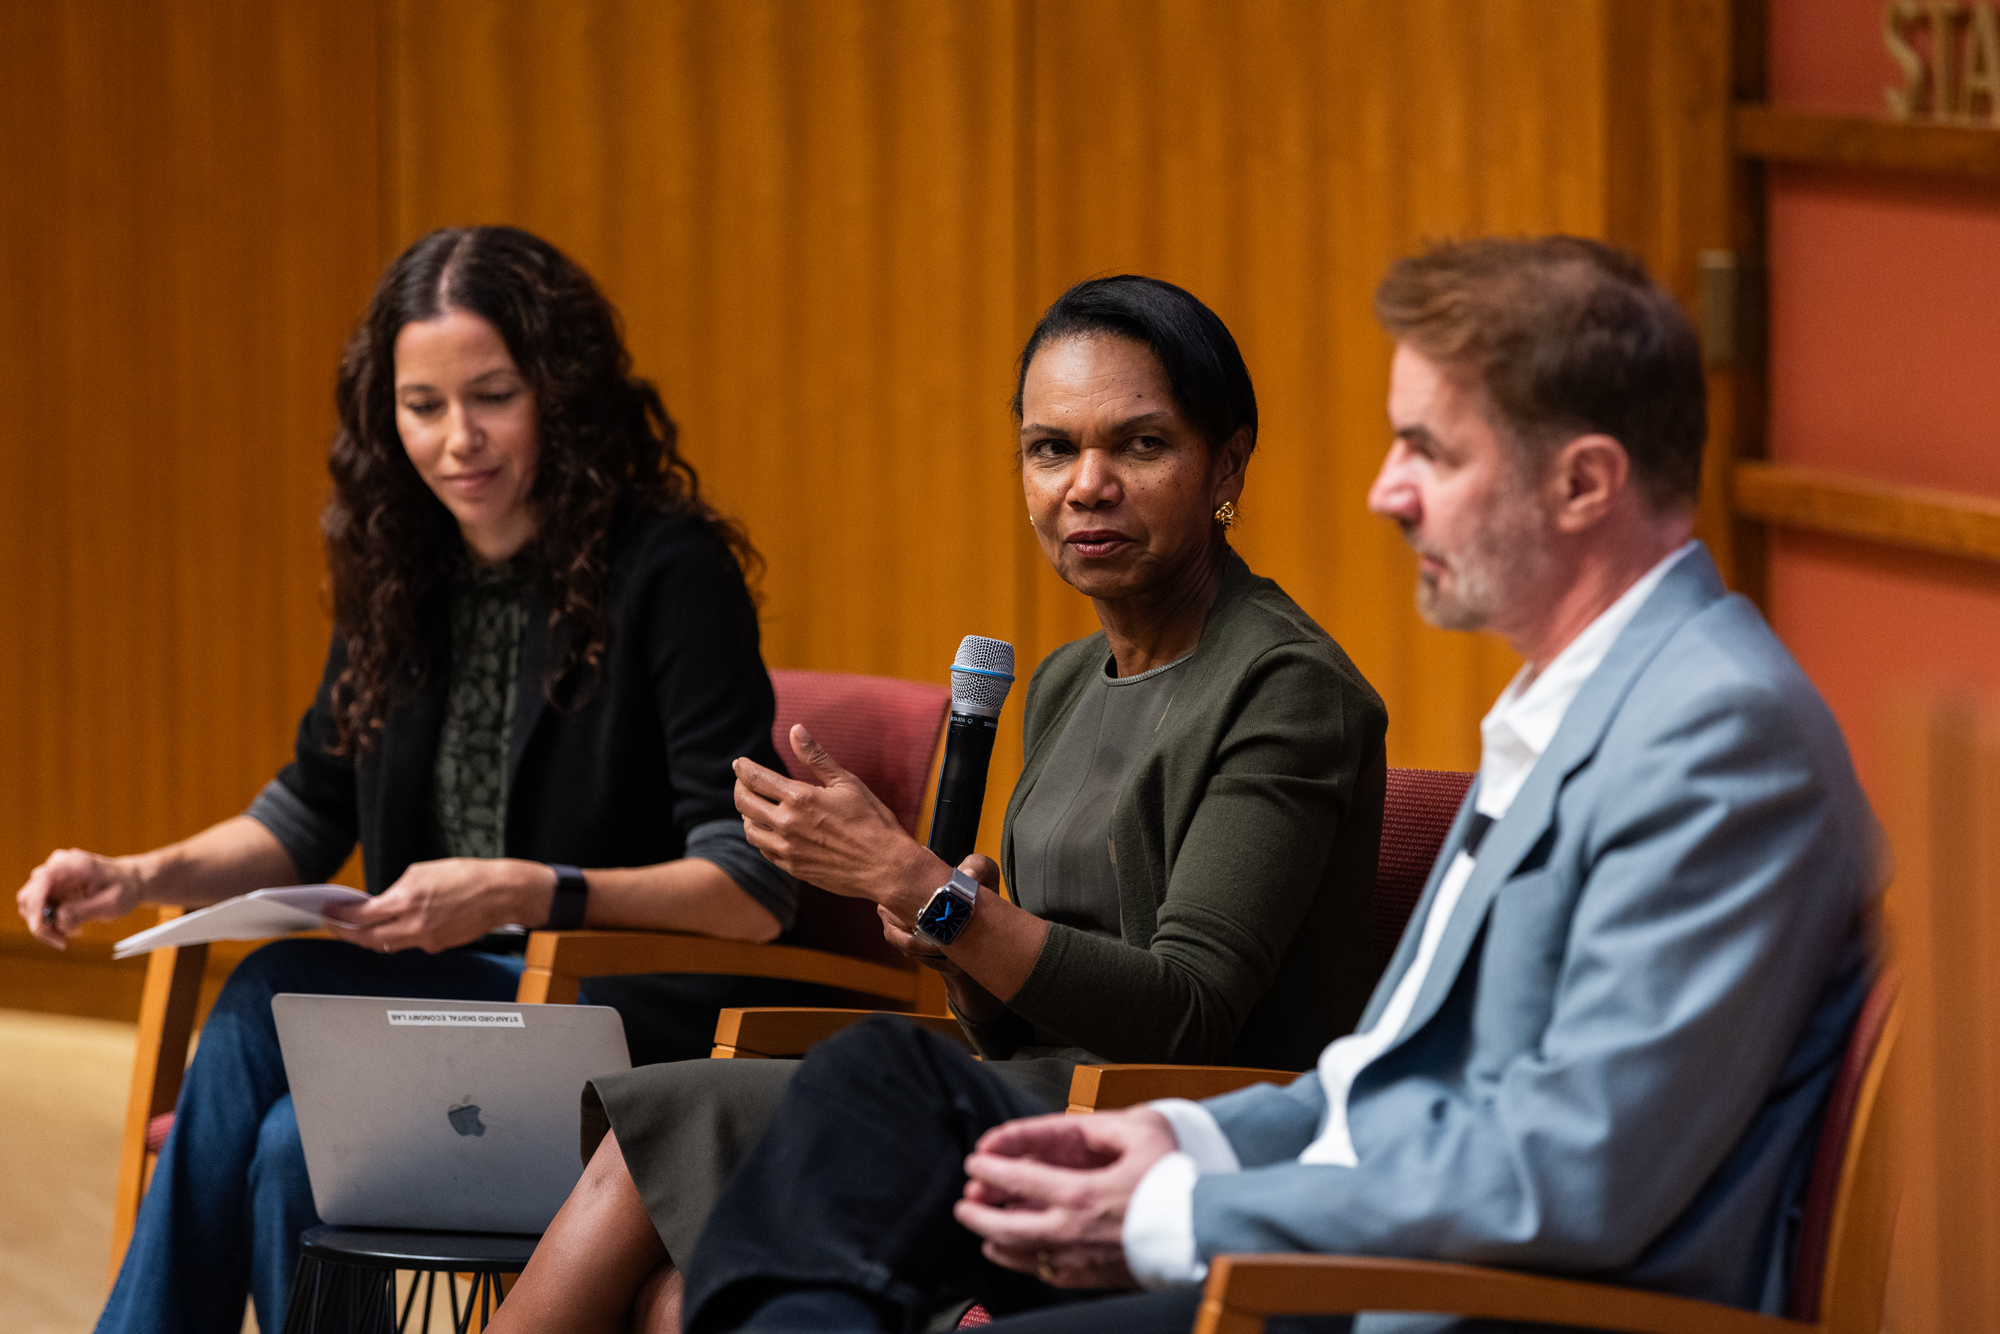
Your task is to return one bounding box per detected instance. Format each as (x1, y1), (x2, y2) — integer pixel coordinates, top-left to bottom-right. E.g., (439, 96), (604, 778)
(925, 635), (1016, 870)
(927, 711), (999, 867)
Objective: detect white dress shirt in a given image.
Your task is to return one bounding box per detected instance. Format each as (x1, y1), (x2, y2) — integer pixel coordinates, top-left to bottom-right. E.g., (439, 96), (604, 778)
(1122, 542), (1697, 1287)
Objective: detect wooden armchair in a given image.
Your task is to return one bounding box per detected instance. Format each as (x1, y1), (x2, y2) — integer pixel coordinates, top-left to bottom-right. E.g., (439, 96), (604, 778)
(1192, 971), (1902, 1334)
(707, 767), (1477, 1116)
(110, 668), (952, 1280)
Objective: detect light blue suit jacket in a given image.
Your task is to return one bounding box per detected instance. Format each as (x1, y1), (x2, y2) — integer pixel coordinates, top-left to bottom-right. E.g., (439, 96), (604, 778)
(1188, 546), (1881, 1330)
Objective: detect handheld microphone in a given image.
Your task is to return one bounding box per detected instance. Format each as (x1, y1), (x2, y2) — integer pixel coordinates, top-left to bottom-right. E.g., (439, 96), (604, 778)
(926, 635), (1016, 868)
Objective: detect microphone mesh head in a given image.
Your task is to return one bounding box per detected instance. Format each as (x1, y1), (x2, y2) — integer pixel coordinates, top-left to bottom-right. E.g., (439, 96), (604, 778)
(950, 635), (1015, 717)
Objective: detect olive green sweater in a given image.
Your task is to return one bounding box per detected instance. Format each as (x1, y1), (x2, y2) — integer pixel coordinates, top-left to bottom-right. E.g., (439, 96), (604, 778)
(981, 549), (1387, 1072)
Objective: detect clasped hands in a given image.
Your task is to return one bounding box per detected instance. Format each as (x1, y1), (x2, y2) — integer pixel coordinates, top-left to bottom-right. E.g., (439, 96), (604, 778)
(955, 1106), (1180, 1290)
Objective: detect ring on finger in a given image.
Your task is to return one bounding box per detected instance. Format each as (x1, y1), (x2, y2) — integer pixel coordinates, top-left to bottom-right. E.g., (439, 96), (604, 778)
(1035, 1250), (1056, 1284)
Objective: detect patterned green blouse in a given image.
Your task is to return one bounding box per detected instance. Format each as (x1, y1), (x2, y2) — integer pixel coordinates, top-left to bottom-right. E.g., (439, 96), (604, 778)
(432, 554), (534, 860)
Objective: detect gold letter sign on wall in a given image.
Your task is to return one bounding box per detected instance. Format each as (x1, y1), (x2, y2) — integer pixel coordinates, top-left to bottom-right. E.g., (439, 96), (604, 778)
(1887, 1), (2000, 122)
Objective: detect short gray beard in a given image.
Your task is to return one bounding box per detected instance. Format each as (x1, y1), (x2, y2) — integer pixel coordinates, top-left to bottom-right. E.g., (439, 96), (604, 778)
(1411, 483), (1553, 634)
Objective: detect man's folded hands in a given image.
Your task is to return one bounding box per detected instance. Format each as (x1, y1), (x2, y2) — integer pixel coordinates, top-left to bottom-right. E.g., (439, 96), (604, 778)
(955, 1108), (1180, 1290)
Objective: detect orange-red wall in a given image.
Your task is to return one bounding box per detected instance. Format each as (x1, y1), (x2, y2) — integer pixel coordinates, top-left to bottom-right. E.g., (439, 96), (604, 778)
(1766, 0), (2000, 797)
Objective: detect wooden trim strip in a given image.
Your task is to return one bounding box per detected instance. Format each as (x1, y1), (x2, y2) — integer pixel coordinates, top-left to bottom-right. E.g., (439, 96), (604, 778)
(709, 1006), (966, 1059)
(1065, 1064), (1292, 1114)
(1735, 104), (2000, 179)
(1733, 461), (2000, 564)
(111, 927), (207, 1284)
(1195, 1255), (1808, 1334)
(518, 929), (920, 1006)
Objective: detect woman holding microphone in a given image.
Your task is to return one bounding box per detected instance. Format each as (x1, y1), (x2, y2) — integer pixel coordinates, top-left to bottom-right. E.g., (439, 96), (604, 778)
(18, 226), (799, 1334)
(488, 275), (1391, 1334)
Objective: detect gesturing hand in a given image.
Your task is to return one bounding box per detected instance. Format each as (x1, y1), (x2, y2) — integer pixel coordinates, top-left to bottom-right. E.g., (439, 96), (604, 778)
(324, 857), (552, 954)
(16, 849), (139, 949)
(954, 1107), (1180, 1290)
(734, 724), (944, 910)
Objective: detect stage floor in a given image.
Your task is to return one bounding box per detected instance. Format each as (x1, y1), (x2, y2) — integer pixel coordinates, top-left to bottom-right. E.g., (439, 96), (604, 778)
(0, 1009), (475, 1333)
(0, 1009), (136, 1334)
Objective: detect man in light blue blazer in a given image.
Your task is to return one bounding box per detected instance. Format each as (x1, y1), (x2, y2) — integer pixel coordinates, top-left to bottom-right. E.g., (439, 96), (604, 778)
(944, 238), (1882, 1332)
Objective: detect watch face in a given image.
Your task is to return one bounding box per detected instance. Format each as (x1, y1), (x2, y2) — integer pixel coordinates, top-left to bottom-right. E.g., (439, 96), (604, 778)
(917, 888), (974, 945)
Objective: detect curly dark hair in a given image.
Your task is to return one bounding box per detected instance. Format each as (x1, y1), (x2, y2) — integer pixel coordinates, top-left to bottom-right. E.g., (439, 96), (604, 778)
(323, 225), (756, 754)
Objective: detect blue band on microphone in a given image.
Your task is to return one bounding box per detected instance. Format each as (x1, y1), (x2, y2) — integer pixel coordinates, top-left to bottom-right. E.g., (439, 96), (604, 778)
(951, 666), (1015, 682)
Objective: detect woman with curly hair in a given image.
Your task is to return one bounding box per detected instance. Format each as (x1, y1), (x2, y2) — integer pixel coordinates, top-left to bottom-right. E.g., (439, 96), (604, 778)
(18, 226), (800, 1334)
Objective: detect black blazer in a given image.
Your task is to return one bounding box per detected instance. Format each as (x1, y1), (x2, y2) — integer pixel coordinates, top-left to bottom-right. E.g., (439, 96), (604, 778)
(268, 510), (788, 896)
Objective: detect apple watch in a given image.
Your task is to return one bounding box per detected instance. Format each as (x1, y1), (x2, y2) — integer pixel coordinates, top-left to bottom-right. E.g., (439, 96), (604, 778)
(915, 868), (980, 946)
(544, 863), (588, 930)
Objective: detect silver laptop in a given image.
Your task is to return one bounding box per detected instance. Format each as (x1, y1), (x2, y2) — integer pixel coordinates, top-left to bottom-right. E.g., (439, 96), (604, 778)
(273, 993), (631, 1234)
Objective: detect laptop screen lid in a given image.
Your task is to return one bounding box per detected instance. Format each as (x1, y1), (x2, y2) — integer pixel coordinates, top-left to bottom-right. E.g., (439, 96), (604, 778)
(273, 993), (631, 1235)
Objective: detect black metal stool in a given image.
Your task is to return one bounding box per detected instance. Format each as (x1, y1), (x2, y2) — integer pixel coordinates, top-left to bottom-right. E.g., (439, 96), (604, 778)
(281, 1225), (538, 1334)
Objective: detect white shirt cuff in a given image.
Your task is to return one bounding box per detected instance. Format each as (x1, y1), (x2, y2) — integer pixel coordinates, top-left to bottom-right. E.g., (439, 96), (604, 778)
(1122, 1150), (1206, 1289)
(1145, 1098), (1241, 1174)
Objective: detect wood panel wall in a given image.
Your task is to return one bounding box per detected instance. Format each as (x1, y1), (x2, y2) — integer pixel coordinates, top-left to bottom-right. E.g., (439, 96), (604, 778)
(1, 0), (1733, 1018)
(0, 0), (381, 1015)
(1026, 0), (1732, 764)
(1886, 692), (2000, 1332)
(386, 0), (1038, 831)
(386, 0), (1732, 784)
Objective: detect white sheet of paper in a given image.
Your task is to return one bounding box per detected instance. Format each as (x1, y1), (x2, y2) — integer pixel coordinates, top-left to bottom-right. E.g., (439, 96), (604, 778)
(111, 884), (369, 959)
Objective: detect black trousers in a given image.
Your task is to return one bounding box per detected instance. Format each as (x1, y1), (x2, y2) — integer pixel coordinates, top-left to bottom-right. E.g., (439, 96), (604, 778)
(682, 1015), (1109, 1334)
(681, 1015), (1354, 1334)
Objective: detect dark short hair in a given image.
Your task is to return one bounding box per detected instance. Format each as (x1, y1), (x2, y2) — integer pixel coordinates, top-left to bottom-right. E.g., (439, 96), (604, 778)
(1374, 236), (1705, 510)
(1011, 275), (1257, 453)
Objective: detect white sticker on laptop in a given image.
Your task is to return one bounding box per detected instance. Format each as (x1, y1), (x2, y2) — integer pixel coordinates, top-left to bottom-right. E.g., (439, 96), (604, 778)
(386, 1009), (525, 1028)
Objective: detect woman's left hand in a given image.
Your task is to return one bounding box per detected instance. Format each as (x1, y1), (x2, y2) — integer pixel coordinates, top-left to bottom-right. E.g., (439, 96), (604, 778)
(734, 725), (942, 912)
(877, 855), (1011, 1023)
(323, 857), (553, 954)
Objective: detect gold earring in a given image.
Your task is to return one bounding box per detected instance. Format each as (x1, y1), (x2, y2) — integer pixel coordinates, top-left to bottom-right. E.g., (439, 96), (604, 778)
(1214, 501), (1238, 530)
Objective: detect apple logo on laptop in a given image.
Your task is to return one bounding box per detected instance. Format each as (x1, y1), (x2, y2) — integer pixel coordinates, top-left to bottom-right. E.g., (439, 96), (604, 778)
(447, 1099), (487, 1138)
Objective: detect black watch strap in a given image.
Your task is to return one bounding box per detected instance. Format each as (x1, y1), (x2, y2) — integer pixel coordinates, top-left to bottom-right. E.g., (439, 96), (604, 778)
(544, 863), (588, 930)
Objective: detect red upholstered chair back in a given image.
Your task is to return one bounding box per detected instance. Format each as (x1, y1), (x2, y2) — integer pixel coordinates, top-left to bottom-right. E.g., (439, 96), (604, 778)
(1787, 968), (1902, 1324)
(768, 670), (952, 968)
(1375, 767), (1475, 968)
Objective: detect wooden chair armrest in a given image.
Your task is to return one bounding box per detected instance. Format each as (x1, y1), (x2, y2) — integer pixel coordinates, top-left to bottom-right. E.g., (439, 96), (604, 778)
(1195, 1255), (1809, 1334)
(517, 929), (921, 1006)
(1066, 1064), (1292, 1113)
(710, 1007), (968, 1058)
(111, 924), (209, 1283)
(111, 921), (329, 1279)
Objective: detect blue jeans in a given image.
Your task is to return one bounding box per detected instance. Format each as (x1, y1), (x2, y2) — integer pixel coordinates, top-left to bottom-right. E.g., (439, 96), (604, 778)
(96, 939), (526, 1334)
